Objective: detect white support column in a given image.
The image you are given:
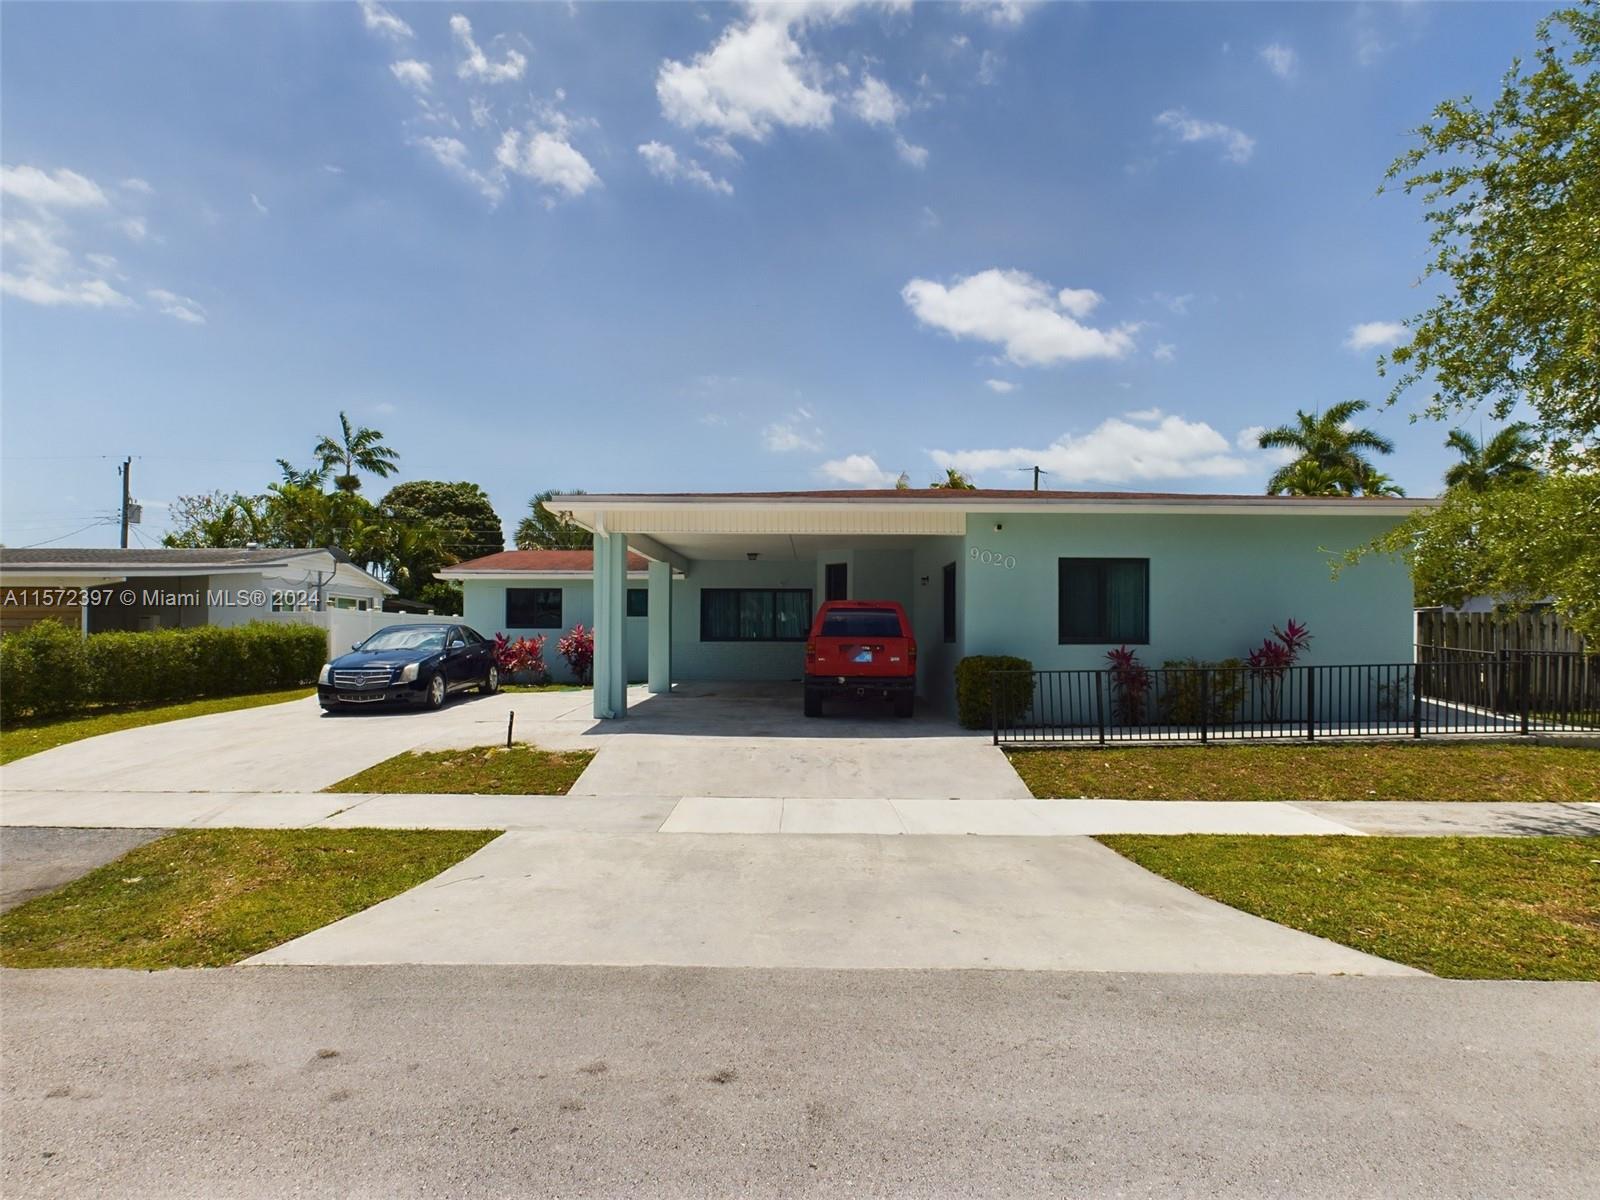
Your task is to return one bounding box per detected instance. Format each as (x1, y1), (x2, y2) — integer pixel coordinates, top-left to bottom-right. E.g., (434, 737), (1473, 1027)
(592, 528), (629, 719)
(647, 558), (672, 694)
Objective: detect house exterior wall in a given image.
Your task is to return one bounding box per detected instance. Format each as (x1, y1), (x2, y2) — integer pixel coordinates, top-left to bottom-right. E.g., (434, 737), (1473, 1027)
(959, 511), (1414, 670)
(908, 536), (964, 713)
(671, 559), (815, 682)
(461, 576), (650, 683)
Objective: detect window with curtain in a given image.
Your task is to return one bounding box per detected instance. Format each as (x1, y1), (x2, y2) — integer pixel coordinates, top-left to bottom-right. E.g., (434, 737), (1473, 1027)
(1057, 559), (1149, 644)
(700, 588), (812, 641)
(626, 588), (648, 617)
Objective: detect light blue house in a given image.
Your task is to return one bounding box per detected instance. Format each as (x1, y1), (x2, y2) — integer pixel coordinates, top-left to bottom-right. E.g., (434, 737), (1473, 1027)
(444, 489), (1427, 719)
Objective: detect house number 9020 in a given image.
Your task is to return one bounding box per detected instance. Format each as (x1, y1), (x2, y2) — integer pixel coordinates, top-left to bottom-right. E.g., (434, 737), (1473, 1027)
(970, 547), (1017, 570)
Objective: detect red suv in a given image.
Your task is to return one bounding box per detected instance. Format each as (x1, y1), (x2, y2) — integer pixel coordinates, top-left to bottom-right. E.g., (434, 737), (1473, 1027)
(803, 600), (918, 718)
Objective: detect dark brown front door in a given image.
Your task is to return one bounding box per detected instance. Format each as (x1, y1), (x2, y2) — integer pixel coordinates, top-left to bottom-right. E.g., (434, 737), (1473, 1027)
(825, 562), (848, 602)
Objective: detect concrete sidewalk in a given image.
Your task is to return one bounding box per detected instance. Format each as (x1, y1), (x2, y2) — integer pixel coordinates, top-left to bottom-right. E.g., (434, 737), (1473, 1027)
(3, 790), (1600, 838)
(4, 790), (1597, 835)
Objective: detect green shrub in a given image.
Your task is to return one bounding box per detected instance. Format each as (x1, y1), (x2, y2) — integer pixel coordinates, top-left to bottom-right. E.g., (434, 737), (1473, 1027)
(1160, 658), (1246, 725)
(955, 655), (1035, 730)
(0, 620), (88, 722)
(3, 621), (326, 723)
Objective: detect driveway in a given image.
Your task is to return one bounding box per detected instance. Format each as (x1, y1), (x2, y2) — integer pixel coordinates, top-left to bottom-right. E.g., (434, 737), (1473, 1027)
(249, 832), (1417, 974)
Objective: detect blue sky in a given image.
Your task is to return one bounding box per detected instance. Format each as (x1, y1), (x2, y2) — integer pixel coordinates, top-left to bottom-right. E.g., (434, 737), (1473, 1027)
(1, 1), (1543, 548)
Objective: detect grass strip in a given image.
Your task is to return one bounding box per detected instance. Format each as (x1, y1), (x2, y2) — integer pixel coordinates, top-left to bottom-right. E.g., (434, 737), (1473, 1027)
(324, 744), (595, 795)
(0, 688), (315, 766)
(1009, 743), (1600, 802)
(1099, 834), (1600, 980)
(0, 828), (498, 969)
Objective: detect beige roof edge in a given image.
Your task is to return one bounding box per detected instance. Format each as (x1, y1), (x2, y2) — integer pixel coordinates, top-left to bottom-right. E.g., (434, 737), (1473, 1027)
(550, 493), (1437, 516)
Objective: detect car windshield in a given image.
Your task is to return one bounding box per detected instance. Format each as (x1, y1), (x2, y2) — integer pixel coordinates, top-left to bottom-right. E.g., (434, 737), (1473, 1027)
(358, 627), (448, 653)
(821, 609), (903, 638)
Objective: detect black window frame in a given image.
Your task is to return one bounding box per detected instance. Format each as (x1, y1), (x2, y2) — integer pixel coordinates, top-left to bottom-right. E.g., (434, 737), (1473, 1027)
(942, 562), (957, 644)
(824, 562), (848, 602)
(1057, 557), (1150, 645)
(506, 586), (563, 630)
(626, 588), (649, 618)
(699, 587), (813, 643)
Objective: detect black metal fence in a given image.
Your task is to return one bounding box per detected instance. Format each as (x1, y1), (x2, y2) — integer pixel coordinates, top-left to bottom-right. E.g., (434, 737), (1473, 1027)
(991, 651), (1600, 745)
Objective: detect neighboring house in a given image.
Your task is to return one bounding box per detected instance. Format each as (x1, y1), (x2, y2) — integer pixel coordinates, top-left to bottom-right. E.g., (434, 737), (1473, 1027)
(446, 488), (1430, 717)
(438, 549), (667, 683)
(0, 547), (395, 636)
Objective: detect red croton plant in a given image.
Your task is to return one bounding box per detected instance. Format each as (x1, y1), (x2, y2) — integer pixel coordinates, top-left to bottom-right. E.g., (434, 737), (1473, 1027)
(558, 624), (595, 685)
(1105, 644), (1152, 725)
(1245, 618), (1313, 679)
(493, 633), (549, 683)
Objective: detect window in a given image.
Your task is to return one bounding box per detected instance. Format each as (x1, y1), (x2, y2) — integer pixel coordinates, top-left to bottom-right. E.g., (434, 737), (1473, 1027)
(506, 587), (562, 629)
(820, 607), (904, 637)
(1058, 558), (1149, 644)
(700, 588), (812, 642)
(626, 588), (649, 617)
(824, 562), (848, 602)
(942, 562), (957, 643)
(463, 627), (486, 643)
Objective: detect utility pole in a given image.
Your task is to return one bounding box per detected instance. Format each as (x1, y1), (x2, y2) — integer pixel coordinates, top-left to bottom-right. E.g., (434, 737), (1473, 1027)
(1019, 465), (1048, 491)
(119, 457), (132, 548)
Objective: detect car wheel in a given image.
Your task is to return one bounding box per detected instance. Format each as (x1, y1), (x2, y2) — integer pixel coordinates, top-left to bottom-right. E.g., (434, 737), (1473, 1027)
(481, 664), (500, 695)
(804, 690), (823, 718)
(426, 673), (447, 710)
(893, 692), (915, 719)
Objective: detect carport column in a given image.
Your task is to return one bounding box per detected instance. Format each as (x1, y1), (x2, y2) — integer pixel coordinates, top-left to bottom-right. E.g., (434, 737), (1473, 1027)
(647, 558), (672, 694)
(592, 527), (629, 719)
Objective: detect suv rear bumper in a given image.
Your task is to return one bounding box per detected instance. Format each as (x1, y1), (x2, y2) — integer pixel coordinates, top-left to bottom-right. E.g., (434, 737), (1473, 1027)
(804, 673), (916, 699)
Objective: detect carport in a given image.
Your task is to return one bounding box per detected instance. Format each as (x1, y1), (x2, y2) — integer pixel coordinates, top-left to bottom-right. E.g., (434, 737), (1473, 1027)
(550, 492), (968, 720)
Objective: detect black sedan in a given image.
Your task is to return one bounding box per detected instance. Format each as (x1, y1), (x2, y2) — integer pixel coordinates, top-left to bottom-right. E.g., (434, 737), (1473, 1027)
(317, 623), (499, 713)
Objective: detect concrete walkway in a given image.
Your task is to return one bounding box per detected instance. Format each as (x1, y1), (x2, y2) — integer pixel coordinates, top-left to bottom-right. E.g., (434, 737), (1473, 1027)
(247, 832), (1420, 974)
(5, 789), (1596, 836)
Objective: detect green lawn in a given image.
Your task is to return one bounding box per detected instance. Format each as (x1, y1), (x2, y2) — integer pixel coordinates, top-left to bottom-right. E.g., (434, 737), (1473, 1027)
(0, 828), (497, 969)
(1008, 743), (1600, 802)
(502, 682), (587, 693)
(0, 688), (316, 766)
(1099, 835), (1600, 980)
(325, 744), (596, 795)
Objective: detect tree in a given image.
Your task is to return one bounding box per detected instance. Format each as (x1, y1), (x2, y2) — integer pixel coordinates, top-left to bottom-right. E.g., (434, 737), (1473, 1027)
(1442, 423), (1541, 492)
(893, 471), (911, 491)
(1378, 4), (1599, 466)
(162, 491), (271, 548)
(515, 489), (592, 550)
(930, 468), (977, 490)
(1257, 400), (1397, 495)
(382, 481), (503, 561)
(314, 411), (400, 493)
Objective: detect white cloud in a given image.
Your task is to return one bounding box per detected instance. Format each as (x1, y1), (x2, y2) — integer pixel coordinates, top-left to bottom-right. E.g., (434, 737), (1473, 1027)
(763, 408), (823, 453)
(120, 177), (154, 196)
(1344, 320), (1407, 352)
(1154, 109), (1256, 165)
(984, 379), (1017, 394)
(0, 164), (108, 208)
(1153, 290), (1193, 316)
(893, 135), (928, 168)
(118, 216), (148, 241)
(850, 74), (906, 126)
(147, 288), (205, 325)
(901, 268), (1137, 367)
(819, 453), (896, 487)
(1125, 407), (1163, 422)
(657, 14), (834, 143)
(1153, 342), (1176, 362)
(359, 0), (413, 42)
(637, 141), (733, 195)
(0, 270), (130, 309)
(496, 127), (601, 198)
(249, 193), (269, 216)
(976, 48), (1003, 86)
(930, 413), (1250, 484)
(450, 14), (527, 84)
(1259, 43), (1297, 79)
(415, 135), (505, 202)
(961, 1), (1034, 28)
(1237, 425), (1299, 464)
(390, 59), (433, 91)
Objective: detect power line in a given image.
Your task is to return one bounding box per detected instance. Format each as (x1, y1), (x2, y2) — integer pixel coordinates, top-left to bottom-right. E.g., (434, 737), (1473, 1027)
(16, 518), (119, 548)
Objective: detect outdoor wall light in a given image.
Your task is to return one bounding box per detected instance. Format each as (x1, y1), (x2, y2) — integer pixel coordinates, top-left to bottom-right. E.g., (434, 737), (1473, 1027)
(994, 522), (1004, 532)
(746, 552), (759, 561)
(920, 575), (930, 586)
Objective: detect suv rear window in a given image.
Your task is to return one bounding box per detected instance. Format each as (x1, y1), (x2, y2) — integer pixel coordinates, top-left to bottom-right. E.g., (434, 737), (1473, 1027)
(820, 609), (903, 637)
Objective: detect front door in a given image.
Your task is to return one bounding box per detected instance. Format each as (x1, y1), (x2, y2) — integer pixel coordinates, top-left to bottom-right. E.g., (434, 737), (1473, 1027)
(825, 561), (848, 602)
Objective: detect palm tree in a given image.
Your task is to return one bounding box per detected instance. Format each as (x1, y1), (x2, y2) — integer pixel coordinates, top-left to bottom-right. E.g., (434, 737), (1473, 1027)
(1258, 400), (1396, 496)
(930, 468), (977, 490)
(1443, 423), (1539, 492)
(314, 411), (400, 493)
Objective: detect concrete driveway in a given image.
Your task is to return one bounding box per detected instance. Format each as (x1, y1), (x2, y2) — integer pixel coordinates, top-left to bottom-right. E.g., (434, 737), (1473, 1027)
(249, 832), (1417, 974)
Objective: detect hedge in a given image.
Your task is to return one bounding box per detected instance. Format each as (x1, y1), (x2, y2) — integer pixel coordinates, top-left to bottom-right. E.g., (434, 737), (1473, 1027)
(0, 620), (327, 723)
(954, 655), (1034, 730)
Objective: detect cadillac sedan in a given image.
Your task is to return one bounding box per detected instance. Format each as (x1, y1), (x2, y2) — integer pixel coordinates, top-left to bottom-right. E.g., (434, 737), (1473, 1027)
(317, 623), (498, 713)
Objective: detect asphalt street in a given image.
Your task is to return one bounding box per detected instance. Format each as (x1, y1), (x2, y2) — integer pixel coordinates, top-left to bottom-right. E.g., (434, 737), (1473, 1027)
(3, 965), (1596, 1199)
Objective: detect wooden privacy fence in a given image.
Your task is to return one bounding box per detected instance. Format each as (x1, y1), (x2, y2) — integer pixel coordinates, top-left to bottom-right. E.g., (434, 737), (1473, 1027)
(1415, 608), (1593, 716)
